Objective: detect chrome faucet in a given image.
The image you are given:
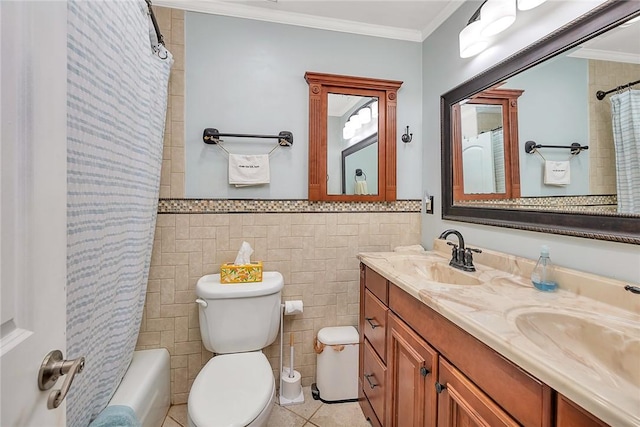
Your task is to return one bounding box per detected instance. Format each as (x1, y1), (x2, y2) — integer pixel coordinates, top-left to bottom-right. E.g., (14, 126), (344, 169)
(438, 229), (481, 272)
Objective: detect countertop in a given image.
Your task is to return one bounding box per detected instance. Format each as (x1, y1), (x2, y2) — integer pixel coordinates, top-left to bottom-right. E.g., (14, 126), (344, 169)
(358, 242), (640, 427)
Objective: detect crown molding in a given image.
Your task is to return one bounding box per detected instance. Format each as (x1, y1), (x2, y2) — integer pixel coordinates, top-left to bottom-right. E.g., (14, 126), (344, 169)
(420, 0), (465, 41)
(154, 0), (424, 42)
(569, 47), (640, 64)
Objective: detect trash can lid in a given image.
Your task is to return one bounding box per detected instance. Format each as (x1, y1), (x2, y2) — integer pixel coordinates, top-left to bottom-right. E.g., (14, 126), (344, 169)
(317, 326), (359, 345)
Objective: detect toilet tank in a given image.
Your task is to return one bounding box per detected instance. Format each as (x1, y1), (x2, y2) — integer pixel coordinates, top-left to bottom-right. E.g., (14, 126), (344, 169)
(196, 272), (284, 354)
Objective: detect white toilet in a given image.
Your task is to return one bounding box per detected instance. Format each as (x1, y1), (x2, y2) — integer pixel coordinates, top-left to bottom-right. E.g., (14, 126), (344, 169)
(188, 271), (284, 427)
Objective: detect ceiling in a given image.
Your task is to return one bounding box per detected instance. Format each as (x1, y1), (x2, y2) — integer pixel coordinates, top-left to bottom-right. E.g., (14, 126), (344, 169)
(155, 0), (467, 41)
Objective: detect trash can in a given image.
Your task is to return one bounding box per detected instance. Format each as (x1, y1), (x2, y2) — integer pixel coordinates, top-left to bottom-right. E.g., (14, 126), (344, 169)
(311, 326), (359, 403)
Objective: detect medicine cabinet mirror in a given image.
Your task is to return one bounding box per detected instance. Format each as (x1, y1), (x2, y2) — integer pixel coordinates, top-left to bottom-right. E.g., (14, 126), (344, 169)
(305, 72), (402, 201)
(441, 1), (640, 244)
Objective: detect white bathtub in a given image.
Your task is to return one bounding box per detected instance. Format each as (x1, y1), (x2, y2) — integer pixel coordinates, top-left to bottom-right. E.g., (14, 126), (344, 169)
(108, 349), (171, 427)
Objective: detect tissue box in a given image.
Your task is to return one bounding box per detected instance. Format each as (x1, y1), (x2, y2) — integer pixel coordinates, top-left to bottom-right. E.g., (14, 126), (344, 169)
(220, 262), (263, 283)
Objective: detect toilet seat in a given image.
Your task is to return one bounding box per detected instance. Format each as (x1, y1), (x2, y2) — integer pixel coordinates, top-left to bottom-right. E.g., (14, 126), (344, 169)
(188, 351), (275, 427)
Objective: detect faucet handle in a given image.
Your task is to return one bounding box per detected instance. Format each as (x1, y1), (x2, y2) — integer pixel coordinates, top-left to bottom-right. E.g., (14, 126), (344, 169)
(447, 241), (459, 260)
(466, 247), (482, 254)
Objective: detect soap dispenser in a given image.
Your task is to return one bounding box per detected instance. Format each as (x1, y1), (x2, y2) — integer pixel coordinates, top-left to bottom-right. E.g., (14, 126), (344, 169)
(531, 245), (558, 292)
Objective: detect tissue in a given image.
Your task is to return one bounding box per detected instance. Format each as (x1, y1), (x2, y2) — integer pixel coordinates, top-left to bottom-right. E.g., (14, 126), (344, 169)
(234, 241), (254, 265)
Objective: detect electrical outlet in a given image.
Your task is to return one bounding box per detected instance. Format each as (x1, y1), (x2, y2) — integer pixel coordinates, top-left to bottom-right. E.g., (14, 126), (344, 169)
(425, 195), (434, 214)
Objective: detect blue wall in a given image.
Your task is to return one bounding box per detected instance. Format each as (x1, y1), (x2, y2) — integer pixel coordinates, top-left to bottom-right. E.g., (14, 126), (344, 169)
(185, 12), (423, 199)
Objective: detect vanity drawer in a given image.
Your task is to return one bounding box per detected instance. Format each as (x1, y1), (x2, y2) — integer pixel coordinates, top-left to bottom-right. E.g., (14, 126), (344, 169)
(364, 289), (388, 362)
(362, 340), (386, 424)
(365, 267), (388, 304)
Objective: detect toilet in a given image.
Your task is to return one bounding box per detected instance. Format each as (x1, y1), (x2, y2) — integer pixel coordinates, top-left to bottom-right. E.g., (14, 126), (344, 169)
(188, 271), (284, 427)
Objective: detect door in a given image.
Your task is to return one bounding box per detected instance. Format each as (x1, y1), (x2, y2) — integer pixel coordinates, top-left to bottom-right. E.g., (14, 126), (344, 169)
(1, 2), (68, 426)
(387, 313), (438, 427)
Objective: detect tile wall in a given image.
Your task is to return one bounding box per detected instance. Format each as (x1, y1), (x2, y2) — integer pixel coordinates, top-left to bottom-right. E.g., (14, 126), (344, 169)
(142, 7), (422, 404)
(588, 59), (640, 195)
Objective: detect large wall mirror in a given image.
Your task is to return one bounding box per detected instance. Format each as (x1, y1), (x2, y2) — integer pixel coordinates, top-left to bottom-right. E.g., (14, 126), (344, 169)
(442, 1), (640, 244)
(305, 72), (402, 201)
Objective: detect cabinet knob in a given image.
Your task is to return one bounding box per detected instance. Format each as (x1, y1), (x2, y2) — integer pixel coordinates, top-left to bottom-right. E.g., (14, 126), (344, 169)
(420, 366), (430, 377)
(435, 382), (446, 394)
(365, 317), (380, 329)
(364, 374), (378, 389)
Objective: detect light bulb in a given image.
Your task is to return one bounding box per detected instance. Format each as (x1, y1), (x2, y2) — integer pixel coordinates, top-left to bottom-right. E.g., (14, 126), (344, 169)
(343, 126), (355, 140)
(371, 101), (379, 118)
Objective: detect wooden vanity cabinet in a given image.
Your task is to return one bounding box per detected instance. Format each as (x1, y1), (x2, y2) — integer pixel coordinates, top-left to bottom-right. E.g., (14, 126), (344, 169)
(386, 312), (438, 427)
(556, 394), (610, 427)
(359, 265), (389, 427)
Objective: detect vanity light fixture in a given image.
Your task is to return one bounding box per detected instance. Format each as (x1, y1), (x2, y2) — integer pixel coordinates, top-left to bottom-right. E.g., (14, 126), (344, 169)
(459, 18), (489, 58)
(517, 0), (547, 11)
(342, 100), (376, 140)
(481, 0), (516, 37)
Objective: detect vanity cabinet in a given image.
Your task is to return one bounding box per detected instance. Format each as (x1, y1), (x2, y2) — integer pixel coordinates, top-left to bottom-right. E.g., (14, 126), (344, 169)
(387, 312), (438, 427)
(359, 265), (388, 427)
(556, 394), (609, 427)
(359, 264), (553, 427)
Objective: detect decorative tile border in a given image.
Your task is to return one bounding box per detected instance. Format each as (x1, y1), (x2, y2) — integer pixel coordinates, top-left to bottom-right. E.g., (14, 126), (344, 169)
(157, 199), (421, 213)
(455, 194), (639, 216)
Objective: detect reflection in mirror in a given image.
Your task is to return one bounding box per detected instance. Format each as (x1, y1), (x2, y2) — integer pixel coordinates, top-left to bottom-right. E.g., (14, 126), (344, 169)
(305, 72), (402, 202)
(327, 94), (379, 195)
(453, 88), (522, 202)
(442, 2), (640, 243)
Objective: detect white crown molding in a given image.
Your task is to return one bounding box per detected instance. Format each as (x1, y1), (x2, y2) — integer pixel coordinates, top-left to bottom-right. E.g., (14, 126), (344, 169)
(154, 0), (424, 42)
(420, 0), (465, 41)
(569, 47), (640, 64)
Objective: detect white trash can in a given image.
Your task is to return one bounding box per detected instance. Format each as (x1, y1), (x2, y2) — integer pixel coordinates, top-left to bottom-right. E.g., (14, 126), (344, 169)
(311, 326), (359, 403)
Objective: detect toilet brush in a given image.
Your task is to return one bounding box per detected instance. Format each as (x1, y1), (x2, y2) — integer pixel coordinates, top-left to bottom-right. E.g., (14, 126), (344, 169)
(279, 302), (304, 405)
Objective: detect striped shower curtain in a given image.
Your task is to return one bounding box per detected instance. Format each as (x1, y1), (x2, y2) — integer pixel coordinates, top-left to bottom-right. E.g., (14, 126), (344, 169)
(66, 1), (172, 426)
(611, 90), (640, 214)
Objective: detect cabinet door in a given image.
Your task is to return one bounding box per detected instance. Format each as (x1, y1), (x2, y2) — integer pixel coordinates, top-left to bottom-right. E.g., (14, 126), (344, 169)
(556, 394), (609, 427)
(387, 313), (438, 427)
(436, 359), (519, 427)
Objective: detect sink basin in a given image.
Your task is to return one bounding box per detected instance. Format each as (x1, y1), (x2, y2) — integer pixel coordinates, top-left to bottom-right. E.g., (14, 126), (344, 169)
(387, 254), (482, 286)
(513, 309), (640, 388)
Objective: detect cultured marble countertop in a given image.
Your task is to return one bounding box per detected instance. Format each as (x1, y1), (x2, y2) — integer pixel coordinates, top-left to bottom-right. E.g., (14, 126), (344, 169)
(358, 242), (640, 427)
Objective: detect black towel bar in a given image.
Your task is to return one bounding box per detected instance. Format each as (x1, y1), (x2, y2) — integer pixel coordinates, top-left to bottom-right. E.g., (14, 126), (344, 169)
(203, 128), (293, 147)
(524, 140), (588, 155)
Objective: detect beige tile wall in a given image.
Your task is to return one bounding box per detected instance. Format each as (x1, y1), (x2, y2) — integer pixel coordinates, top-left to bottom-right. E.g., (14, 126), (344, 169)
(136, 212), (421, 404)
(588, 59), (640, 194)
(154, 7), (185, 199)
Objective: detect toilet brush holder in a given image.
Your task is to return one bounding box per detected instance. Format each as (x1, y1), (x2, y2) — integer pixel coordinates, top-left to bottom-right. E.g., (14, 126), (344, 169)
(279, 367), (304, 406)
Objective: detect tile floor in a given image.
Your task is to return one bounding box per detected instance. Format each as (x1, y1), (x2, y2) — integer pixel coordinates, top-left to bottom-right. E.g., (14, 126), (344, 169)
(161, 386), (371, 427)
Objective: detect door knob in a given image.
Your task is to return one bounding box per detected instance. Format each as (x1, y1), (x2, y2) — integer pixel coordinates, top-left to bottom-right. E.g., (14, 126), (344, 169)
(38, 350), (85, 409)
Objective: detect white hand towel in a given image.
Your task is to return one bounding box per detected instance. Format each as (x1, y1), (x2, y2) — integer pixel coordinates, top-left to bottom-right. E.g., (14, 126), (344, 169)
(354, 181), (368, 195)
(544, 160), (570, 185)
(228, 154), (270, 187)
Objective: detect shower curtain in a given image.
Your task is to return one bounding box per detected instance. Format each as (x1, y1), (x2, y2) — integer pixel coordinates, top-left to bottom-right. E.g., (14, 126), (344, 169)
(66, 1), (172, 426)
(611, 89), (640, 214)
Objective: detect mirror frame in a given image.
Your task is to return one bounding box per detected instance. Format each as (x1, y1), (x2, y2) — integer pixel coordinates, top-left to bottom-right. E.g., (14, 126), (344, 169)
(441, 1), (640, 245)
(305, 72), (403, 201)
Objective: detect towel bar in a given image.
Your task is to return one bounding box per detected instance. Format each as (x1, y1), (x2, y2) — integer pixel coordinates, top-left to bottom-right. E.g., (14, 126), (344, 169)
(202, 128), (293, 147)
(524, 140), (588, 156)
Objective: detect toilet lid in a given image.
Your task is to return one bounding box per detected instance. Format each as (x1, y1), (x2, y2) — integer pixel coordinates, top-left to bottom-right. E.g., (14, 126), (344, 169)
(189, 352), (274, 427)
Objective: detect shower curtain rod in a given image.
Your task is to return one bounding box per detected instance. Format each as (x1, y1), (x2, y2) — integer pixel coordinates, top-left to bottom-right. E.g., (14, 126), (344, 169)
(145, 0), (165, 47)
(596, 78), (640, 100)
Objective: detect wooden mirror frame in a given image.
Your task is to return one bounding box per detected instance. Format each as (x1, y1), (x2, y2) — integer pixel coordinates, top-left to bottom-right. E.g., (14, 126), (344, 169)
(305, 72), (403, 201)
(441, 1), (640, 245)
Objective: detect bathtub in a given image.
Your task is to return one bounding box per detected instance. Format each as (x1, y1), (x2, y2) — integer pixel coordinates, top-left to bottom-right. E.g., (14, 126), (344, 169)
(107, 348), (171, 427)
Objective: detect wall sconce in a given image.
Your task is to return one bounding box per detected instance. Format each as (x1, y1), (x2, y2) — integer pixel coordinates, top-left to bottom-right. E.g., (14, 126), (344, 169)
(401, 126), (413, 143)
(459, 0), (547, 59)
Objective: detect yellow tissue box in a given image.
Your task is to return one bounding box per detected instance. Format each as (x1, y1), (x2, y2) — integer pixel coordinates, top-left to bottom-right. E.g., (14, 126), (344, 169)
(220, 262), (263, 283)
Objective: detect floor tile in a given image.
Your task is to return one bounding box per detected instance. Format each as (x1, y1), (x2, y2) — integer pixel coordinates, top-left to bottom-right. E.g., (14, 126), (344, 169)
(162, 416), (182, 427)
(266, 403), (307, 427)
(308, 402), (370, 427)
(280, 386), (323, 420)
(168, 403), (188, 426)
